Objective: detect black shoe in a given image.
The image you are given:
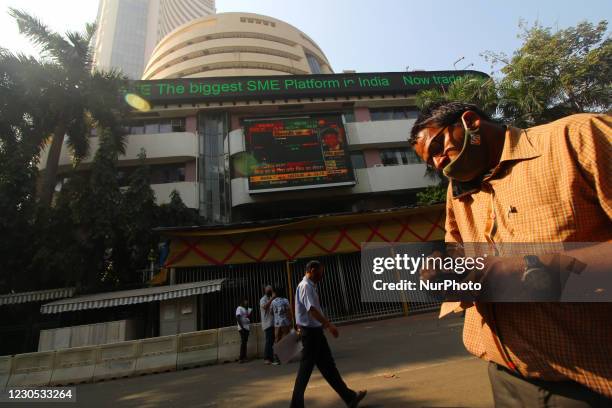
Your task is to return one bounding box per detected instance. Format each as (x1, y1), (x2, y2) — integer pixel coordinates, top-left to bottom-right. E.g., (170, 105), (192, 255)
(348, 390), (367, 408)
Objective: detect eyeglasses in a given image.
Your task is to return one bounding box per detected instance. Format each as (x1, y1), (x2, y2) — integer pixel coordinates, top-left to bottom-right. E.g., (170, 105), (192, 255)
(421, 126), (449, 167)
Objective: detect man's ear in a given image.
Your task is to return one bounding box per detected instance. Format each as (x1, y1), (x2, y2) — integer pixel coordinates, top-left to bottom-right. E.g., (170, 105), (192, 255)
(461, 111), (481, 131)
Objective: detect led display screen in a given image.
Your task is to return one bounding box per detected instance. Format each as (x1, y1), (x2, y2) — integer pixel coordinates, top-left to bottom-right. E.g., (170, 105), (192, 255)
(244, 115), (355, 193)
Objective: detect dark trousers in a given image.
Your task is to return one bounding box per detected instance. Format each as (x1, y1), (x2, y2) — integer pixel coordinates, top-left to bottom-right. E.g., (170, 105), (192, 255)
(290, 327), (355, 408)
(264, 326), (275, 361)
(239, 329), (249, 361)
(488, 362), (612, 408)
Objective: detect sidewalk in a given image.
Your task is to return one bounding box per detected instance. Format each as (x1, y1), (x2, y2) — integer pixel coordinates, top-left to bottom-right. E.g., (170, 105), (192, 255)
(28, 312), (494, 407)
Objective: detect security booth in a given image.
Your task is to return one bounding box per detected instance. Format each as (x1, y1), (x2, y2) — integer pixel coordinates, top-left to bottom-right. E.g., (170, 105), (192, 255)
(37, 279), (224, 349)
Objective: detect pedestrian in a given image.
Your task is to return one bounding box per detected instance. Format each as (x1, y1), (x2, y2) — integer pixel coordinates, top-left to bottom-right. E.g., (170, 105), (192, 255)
(235, 297), (251, 364)
(290, 260), (367, 408)
(259, 284), (275, 364)
(410, 102), (612, 407)
(271, 287), (292, 365)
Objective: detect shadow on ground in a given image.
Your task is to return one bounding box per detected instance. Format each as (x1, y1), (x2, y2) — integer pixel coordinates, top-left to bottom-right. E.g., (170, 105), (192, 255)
(25, 312), (492, 408)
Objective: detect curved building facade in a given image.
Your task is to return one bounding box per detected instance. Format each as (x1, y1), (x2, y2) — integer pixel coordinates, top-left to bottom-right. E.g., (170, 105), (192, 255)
(158, 0), (216, 41)
(142, 12), (333, 79)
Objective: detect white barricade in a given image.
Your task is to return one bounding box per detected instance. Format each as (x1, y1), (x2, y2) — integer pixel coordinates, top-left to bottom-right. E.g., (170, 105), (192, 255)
(7, 351), (55, 387)
(93, 341), (140, 381)
(217, 327), (240, 363)
(50, 346), (96, 385)
(249, 323), (261, 359)
(177, 329), (218, 369)
(135, 335), (178, 375)
(217, 325), (258, 363)
(0, 356), (12, 390)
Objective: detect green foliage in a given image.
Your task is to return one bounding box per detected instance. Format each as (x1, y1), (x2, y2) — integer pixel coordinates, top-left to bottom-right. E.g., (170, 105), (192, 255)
(489, 20), (611, 127)
(416, 20), (611, 128)
(416, 185), (448, 206)
(5, 8), (128, 206)
(157, 190), (201, 228)
(416, 75), (498, 116)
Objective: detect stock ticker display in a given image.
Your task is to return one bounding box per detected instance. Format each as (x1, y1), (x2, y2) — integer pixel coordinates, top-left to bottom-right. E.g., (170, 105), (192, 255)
(244, 116), (356, 193)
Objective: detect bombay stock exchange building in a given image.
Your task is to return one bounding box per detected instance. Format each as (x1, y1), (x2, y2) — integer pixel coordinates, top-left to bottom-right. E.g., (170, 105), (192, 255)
(133, 12), (454, 326)
(38, 12), (480, 329)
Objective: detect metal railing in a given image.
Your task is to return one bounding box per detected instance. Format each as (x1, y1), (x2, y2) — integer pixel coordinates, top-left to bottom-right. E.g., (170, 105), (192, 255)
(177, 251), (441, 329)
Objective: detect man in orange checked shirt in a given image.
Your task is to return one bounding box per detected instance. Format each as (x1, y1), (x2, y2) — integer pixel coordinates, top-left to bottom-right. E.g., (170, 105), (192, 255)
(410, 102), (611, 407)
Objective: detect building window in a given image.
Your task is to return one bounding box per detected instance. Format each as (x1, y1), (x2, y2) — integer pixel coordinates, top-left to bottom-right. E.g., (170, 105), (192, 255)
(150, 164), (186, 184)
(306, 53), (322, 74)
(127, 118), (186, 134)
(145, 122), (159, 134)
(370, 108), (419, 121)
(380, 148), (422, 166)
(350, 151), (366, 169)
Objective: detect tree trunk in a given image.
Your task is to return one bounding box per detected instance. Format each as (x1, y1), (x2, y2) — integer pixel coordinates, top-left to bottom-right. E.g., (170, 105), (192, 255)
(39, 124), (66, 206)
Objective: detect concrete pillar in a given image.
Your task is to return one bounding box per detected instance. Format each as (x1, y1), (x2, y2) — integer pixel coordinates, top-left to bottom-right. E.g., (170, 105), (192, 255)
(354, 106), (371, 122)
(230, 114), (241, 131)
(184, 160), (197, 182)
(185, 116), (197, 133)
(363, 149), (382, 167)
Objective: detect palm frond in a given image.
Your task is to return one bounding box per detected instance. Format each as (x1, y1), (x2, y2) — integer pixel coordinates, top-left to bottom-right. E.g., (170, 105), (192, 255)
(8, 8), (70, 63)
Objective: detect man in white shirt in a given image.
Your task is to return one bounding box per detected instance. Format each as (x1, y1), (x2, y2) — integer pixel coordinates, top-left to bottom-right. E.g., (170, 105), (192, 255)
(260, 285), (275, 364)
(290, 260), (367, 408)
(235, 298), (251, 363)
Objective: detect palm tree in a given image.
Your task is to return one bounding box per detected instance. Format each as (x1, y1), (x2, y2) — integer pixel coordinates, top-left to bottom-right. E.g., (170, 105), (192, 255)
(6, 8), (128, 206)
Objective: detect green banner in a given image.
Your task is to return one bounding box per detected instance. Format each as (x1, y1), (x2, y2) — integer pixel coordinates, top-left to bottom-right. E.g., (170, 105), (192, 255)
(125, 70), (487, 104)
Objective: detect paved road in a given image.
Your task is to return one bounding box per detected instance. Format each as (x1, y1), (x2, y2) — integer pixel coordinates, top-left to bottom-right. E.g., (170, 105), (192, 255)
(9, 312), (494, 407)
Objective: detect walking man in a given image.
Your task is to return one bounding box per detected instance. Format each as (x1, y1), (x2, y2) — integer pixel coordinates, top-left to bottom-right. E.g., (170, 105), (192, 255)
(260, 285), (275, 364)
(410, 102), (611, 406)
(235, 297), (251, 363)
(290, 260), (367, 408)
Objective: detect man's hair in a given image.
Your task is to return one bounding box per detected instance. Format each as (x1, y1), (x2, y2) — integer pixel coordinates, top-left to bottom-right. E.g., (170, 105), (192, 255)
(305, 260), (321, 272)
(408, 102), (493, 145)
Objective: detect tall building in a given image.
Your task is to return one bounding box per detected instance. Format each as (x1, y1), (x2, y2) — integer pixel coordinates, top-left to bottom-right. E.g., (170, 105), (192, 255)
(91, 0), (149, 79)
(92, 0), (216, 79)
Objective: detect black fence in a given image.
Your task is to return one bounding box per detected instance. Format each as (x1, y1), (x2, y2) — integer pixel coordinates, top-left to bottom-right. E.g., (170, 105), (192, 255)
(177, 251), (440, 330)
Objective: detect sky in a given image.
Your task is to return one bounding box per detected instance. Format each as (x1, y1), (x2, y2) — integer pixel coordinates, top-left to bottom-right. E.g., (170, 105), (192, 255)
(0, 0), (610, 76)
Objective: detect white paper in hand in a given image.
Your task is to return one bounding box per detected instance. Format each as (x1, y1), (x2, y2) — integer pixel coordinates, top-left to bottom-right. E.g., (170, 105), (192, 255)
(273, 329), (303, 364)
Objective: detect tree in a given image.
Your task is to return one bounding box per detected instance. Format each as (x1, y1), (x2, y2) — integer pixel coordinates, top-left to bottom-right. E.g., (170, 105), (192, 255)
(0, 50), (59, 291)
(416, 20), (611, 128)
(157, 190), (201, 228)
(122, 150), (158, 283)
(487, 20), (611, 127)
(6, 8), (128, 206)
(416, 75), (498, 115)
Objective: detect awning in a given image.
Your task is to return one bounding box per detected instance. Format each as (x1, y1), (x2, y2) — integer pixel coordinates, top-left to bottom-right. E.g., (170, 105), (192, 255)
(0, 287), (75, 306)
(158, 205), (446, 267)
(40, 279), (224, 314)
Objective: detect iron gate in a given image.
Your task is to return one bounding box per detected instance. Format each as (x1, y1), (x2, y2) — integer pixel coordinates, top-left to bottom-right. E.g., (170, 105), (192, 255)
(177, 251), (441, 329)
